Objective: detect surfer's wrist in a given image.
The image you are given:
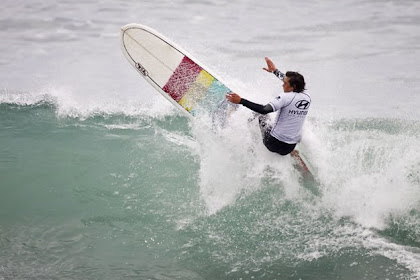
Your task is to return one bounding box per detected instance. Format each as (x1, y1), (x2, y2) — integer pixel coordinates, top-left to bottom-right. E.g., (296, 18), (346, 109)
(239, 98), (245, 105)
(273, 69), (285, 80)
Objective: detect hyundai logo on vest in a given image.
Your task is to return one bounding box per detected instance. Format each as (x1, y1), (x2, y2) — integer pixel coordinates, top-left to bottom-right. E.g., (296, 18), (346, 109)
(295, 100), (310, 110)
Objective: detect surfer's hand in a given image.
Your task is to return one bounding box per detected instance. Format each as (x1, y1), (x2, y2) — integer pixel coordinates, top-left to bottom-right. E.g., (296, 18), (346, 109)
(263, 57), (276, 72)
(226, 92), (241, 104)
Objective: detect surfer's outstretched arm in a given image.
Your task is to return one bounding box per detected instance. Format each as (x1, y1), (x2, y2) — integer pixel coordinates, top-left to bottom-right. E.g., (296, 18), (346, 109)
(239, 98), (273, 114)
(225, 93), (273, 114)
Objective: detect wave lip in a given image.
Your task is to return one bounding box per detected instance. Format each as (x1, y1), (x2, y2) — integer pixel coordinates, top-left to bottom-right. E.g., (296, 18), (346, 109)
(0, 87), (178, 120)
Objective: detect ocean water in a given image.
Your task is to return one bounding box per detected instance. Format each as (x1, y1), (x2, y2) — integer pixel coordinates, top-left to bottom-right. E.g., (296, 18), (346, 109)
(1, 0), (420, 279)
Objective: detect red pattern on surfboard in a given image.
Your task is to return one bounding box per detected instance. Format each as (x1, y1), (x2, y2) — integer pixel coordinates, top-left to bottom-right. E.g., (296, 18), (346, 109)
(162, 56), (202, 102)
(291, 152), (311, 174)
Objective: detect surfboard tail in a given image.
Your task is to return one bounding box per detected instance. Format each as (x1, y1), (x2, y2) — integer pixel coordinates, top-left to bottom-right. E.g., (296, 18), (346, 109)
(291, 150), (315, 181)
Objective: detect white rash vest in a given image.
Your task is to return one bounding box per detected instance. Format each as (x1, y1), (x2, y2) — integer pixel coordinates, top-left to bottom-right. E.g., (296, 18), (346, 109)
(268, 91), (311, 144)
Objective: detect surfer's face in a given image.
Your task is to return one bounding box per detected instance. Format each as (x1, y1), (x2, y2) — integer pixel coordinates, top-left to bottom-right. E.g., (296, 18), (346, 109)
(282, 77), (294, 93)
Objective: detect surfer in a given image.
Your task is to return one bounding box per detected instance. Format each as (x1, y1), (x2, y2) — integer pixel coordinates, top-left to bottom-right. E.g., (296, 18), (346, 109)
(226, 57), (311, 156)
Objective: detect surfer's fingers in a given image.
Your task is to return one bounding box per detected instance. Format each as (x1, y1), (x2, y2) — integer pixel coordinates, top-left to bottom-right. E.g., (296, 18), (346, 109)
(265, 57), (273, 65)
(264, 59), (276, 72)
(226, 92), (241, 103)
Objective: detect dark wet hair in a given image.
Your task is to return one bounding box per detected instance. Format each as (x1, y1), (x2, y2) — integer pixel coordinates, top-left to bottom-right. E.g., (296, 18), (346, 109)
(286, 71), (306, 93)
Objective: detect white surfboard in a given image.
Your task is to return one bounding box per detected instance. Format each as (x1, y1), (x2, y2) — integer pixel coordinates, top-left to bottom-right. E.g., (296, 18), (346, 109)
(120, 23), (236, 122)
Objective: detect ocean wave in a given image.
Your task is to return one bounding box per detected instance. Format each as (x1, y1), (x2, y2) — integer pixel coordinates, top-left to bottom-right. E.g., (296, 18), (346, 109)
(0, 87), (179, 120)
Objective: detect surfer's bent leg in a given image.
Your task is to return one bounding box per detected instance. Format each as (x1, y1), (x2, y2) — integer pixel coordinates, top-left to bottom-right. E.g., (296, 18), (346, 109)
(259, 115), (296, 156)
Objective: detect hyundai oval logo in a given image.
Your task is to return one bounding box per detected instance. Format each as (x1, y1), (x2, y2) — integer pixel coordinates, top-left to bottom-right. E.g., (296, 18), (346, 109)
(295, 100), (310, 110)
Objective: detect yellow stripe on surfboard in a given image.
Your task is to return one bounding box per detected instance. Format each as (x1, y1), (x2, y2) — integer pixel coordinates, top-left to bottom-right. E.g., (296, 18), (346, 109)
(179, 70), (215, 111)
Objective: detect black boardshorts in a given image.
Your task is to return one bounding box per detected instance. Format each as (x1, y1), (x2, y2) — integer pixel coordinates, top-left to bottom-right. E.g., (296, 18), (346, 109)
(259, 115), (296, 156)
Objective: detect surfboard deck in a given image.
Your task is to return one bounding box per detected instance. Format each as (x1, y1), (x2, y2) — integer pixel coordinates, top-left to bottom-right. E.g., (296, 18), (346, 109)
(120, 23), (236, 123)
